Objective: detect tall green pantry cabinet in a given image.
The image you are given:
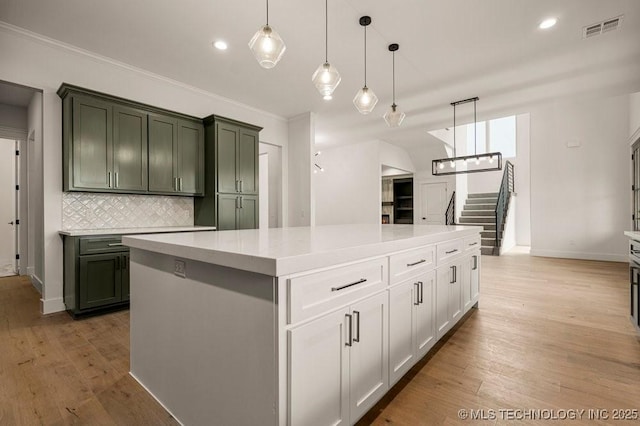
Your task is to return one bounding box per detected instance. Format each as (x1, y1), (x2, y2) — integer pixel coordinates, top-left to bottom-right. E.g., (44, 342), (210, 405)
(195, 116), (262, 230)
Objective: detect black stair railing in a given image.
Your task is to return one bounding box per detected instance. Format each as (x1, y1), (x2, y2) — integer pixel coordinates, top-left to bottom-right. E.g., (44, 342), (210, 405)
(445, 191), (456, 225)
(495, 161), (515, 247)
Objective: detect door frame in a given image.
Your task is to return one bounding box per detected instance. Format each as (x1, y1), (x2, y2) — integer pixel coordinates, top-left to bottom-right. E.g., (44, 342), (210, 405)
(0, 127), (27, 275)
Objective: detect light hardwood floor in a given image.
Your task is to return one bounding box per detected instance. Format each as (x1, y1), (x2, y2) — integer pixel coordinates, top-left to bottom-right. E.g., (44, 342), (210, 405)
(0, 251), (638, 425)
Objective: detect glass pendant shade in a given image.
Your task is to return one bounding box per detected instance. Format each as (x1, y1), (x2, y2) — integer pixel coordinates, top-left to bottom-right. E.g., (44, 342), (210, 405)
(353, 86), (378, 114)
(312, 62), (341, 98)
(248, 25), (286, 69)
(384, 104), (406, 127)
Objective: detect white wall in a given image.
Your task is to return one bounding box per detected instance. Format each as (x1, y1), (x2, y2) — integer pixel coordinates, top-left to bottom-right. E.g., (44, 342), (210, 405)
(0, 24), (289, 313)
(0, 103), (27, 129)
(27, 92), (43, 289)
(631, 92), (640, 138)
(515, 113), (531, 245)
(287, 113), (315, 227)
(529, 94), (630, 262)
(259, 142), (283, 228)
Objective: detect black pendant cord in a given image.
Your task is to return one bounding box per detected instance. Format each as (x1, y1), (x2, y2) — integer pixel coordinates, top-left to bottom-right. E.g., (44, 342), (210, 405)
(324, 0), (328, 63)
(392, 50), (396, 105)
(364, 25), (367, 87)
(453, 103), (457, 158)
(474, 98), (477, 157)
(266, 0), (269, 25)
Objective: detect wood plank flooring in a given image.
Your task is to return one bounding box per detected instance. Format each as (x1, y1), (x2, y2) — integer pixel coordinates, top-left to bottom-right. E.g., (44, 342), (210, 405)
(0, 251), (638, 425)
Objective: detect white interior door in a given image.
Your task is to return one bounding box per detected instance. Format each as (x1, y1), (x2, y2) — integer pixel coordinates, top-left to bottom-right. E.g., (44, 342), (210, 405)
(420, 182), (448, 225)
(258, 153), (268, 229)
(0, 139), (17, 277)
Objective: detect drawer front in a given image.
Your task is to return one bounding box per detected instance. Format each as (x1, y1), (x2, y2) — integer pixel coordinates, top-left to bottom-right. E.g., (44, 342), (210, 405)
(463, 234), (481, 252)
(288, 258), (388, 324)
(389, 245), (435, 285)
(79, 236), (128, 255)
(436, 238), (464, 265)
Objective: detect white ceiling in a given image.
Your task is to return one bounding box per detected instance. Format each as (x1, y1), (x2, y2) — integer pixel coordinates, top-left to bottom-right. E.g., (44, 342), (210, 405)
(1, 0), (639, 149)
(0, 80), (38, 107)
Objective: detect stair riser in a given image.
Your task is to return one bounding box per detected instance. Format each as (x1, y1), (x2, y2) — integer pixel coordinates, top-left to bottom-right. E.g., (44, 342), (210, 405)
(481, 247), (497, 255)
(468, 193), (499, 199)
(461, 211), (494, 216)
(464, 204), (495, 210)
(459, 217), (494, 224)
(467, 198), (498, 204)
(482, 239), (496, 247)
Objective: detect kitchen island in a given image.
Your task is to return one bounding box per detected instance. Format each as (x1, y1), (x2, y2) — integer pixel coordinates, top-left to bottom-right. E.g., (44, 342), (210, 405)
(123, 224), (482, 425)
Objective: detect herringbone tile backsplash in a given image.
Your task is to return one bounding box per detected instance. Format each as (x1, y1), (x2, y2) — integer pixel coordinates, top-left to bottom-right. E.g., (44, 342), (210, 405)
(62, 193), (193, 230)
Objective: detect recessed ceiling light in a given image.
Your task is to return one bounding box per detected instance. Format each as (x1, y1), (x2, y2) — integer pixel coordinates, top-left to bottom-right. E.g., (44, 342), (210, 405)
(539, 18), (557, 29)
(213, 40), (228, 50)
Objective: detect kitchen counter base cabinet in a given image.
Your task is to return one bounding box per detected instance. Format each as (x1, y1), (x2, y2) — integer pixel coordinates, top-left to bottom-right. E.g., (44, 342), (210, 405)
(125, 225), (482, 425)
(63, 235), (130, 317)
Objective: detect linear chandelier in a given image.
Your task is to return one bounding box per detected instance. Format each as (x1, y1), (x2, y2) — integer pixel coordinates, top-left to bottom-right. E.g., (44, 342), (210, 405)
(432, 97), (503, 176)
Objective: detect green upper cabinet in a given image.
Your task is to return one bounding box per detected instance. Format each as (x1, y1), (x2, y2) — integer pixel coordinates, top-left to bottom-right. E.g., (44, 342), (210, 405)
(148, 113), (204, 196)
(215, 118), (260, 195)
(58, 84), (203, 196)
(194, 115), (262, 229)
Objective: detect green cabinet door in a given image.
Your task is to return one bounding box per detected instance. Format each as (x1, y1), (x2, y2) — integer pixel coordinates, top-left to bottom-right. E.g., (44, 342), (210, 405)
(121, 253), (130, 301)
(79, 253), (122, 310)
(238, 129), (258, 194)
(238, 196), (258, 229)
(113, 105), (148, 192)
(149, 113), (178, 193)
(216, 121), (239, 194)
(177, 119), (205, 195)
(217, 194), (239, 231)
(72, 95), (112, 190)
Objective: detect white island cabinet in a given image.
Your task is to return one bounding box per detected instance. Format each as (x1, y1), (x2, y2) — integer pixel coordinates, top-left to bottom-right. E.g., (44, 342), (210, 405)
(123, 224), (482, 426)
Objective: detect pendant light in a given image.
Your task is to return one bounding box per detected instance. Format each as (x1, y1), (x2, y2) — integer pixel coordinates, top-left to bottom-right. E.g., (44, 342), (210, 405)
(248, 0), (286, 69)
(311, 0), (341, 100)
(353, 16), (378, 114)
(383, 43), (406, 127)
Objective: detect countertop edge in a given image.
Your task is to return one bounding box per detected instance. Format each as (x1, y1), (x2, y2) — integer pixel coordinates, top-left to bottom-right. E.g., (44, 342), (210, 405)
(124, 226), (482, 277)
(59, 226), (216, 236)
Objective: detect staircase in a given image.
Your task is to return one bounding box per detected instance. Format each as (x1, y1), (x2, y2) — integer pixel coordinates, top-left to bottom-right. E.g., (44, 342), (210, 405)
(458, 192), (500, 255)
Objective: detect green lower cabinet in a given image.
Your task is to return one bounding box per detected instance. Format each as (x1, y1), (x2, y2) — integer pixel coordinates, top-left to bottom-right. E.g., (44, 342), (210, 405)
(216, 194), (258, 231)
(64, 235), (130, 317)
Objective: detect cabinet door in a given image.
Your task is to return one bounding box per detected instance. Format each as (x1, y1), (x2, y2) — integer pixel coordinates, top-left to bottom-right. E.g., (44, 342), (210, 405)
(471, 253), (480, 303)
(462, 256), (473, 313)
(388, 280), (417, 385)
(79, 253), (122, 310)
(450, 261), (463, 324)
(217, 194), (238, 231)
(177, 120), (204, 195)
(149, 113), (178, 193)
(72, 96), (112, 190)
(436, 265), (452, 338)
(113, 105), (147, 192)
(289, 308), (350, 426)
(238, 196), (258, 230)
(216, 121), (239, 194)
(238, 128), (258, 194)
(349, 292), (389, 422)
(415, 270), (436, 358)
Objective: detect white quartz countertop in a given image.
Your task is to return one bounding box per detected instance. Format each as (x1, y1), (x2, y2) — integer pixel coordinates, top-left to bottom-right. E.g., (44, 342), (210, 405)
(625, 231), (640, 241)
(123, 224), (482, 277)
(59, 226), (216, 236)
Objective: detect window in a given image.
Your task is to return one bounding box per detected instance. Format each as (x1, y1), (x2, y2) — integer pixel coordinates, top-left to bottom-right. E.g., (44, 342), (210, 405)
(489, 116), (516, 157)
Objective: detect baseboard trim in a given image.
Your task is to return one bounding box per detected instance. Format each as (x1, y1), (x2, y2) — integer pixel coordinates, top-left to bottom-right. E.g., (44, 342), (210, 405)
(129, 371), (184, 426)
(529, 249), (627, 263)
(40, 297), (66, 315)
(30, 274), (43, 294)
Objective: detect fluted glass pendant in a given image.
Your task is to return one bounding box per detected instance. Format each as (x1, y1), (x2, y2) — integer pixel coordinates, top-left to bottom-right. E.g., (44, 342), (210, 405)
(353, 86), (378, 114)
(249, 24), (286, 69)
(312, 62), (341, 99)
(384, 104), (406, 127)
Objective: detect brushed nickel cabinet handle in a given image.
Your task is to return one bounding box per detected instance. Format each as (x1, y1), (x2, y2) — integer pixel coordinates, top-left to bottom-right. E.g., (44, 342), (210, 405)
(107, 243), (123, 247)
(108, 172), (112, 188)
(473, 255), (478, 270)
(446, 249), (458, 255)
(414, 282), (420, 306)
(345, 314), (353, 347)
(331, 278), (367, 292)
(115, 172), (119, 188)
(407, 259), (426, 267)
(353, 311), (360, 343)
(179, 177), (183, 191)
(418, 281), (424, 304)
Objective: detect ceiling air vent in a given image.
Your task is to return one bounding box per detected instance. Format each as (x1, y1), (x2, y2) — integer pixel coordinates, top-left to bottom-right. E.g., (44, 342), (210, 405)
(583, 15), (623, 39)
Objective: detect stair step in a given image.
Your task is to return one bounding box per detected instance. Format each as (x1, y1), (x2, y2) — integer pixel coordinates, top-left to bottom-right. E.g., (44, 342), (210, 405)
(482, 238), (496, 247)
(467, 197), (497, 204)
(459, 216), (494, 224)
(464, 204), (495, 210)
(481, 230), (496, 238)
(461, 210), (493, 216)
(481, 246), (497, 256)
(468, 192), (499, 199)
